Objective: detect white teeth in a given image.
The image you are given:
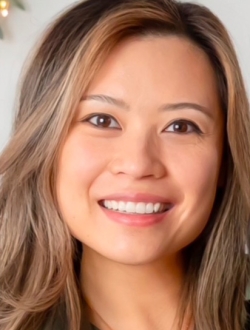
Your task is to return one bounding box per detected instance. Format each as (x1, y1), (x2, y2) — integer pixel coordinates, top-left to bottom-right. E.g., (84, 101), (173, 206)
(154, 203), (161, 213)
(104, 200), (110, 209)
(136, 202), (145, 214)
(111, 200), (118, 210)
(146, 203), (154, 214)
(118, 201), (126, 212)
(126, 202), (135, 213)
(102, 200), (169, 214)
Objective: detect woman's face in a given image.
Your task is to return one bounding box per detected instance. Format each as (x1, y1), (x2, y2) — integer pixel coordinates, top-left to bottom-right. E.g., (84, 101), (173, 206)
(56, 36), (224, 265)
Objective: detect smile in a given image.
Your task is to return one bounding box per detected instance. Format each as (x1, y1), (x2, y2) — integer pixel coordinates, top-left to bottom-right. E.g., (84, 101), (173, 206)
(100, 200), (172, 214)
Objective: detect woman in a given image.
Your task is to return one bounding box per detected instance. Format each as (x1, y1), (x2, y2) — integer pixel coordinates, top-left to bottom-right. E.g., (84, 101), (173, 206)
(0, 0), (249, 329)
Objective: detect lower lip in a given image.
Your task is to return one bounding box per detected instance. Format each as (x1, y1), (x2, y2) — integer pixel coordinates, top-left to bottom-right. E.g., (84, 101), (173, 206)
(100, 206), (170, 227)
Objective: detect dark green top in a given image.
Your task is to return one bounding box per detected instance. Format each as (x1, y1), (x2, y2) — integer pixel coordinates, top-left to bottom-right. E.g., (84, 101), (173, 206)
(41, 301), (250, 330)
(90, 325), (100, 330)
(89, 321), (250, 330)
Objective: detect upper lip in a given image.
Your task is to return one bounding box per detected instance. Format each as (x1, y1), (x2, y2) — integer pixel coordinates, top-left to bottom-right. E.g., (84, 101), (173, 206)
(99, 193), (173, 204)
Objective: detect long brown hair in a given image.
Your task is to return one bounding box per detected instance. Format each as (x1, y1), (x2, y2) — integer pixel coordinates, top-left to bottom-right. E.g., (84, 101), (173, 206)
(0, 1), (249, 329)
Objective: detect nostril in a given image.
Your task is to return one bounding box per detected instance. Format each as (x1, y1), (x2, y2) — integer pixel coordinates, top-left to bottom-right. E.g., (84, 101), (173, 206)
(108, 154), (166, 180)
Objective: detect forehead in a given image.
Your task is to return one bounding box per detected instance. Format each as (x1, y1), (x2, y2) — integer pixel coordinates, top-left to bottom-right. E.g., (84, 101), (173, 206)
(86, 35), (221, 113)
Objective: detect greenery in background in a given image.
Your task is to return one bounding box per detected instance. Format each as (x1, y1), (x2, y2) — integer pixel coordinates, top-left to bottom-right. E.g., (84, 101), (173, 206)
(11, 0), (25, 10)
(0, 0), (26, 39)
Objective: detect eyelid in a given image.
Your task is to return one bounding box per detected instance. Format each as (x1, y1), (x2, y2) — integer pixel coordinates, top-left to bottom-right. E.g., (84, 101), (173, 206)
(163, 119), (203, 134)
(81, 113), (121, 129)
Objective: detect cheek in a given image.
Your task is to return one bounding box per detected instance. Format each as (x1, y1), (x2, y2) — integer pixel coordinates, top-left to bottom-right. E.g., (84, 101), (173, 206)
(56, 132), (109, 224)
(57, 134), (106, 190)
(169, 139), (222, 194)
(167, 142), (222, 242)
(182, 153), (219, 196)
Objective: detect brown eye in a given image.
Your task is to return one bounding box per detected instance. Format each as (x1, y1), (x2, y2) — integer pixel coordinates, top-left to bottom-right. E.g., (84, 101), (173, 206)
(96, 115), (112, 127)
(86, 114), (120, 129)
(164, 120), (201, 134)
(173, 122), (189, 133)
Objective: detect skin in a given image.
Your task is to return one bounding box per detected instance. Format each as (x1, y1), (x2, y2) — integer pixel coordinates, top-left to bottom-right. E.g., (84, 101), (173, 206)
(56, 36), (224, 330)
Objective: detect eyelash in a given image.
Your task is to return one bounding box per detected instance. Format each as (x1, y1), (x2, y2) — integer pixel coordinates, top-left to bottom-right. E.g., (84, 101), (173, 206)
(164, 119), (203, 134)
(82, 113), (203, 134)
(83, 113), (120, 129)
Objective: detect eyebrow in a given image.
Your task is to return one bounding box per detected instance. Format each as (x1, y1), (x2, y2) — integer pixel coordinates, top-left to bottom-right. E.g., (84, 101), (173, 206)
(82, 94), (213, 119)
(159, 102), (213, 119)
(82, 94), (129, 110)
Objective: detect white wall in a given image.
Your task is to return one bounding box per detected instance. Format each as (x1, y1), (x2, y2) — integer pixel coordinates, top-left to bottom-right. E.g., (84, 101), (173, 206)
(0, 0), (75, 150)
(0, 0), (249, 151)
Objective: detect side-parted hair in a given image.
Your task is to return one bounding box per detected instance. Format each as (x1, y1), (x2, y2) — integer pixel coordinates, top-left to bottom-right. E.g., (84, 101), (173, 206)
(0, 1), (250, 329)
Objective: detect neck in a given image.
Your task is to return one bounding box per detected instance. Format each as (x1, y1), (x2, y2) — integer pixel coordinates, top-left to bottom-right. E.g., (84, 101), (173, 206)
(81, 247), (190, 330)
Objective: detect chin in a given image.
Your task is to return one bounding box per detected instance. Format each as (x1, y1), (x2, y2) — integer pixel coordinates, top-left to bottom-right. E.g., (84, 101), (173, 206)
(91, 243), (180, 266)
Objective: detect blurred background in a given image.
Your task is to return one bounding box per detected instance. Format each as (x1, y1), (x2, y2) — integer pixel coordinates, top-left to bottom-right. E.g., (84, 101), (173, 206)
(0, 0), (249, 151)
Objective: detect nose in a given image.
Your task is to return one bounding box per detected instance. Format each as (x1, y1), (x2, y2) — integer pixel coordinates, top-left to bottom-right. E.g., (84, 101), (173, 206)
(108, 133), (166, 180)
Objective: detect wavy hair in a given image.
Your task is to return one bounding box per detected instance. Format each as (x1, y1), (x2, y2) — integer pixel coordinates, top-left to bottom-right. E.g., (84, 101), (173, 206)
(0, 0), (250, 329)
